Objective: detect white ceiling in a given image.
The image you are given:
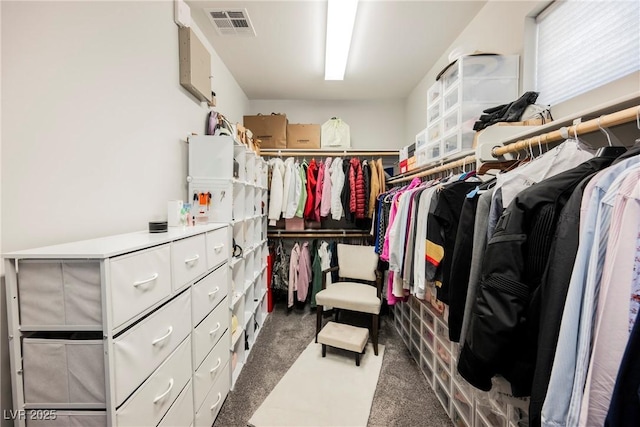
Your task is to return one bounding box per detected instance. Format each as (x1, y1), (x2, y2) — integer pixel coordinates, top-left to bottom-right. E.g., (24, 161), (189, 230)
(187, 0), (486, 101)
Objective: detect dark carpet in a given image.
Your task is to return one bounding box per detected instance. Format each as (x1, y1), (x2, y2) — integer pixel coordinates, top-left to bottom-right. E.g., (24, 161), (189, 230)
(213, 302), (452, 426)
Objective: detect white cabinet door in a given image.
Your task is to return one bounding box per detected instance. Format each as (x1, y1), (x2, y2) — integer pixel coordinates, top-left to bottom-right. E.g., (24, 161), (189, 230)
(115, 336), (192, 427)
(194, 362), (230, 427)
(157, 380), (194, 427)
(192, 265), (228, 325)
(113, 291), (191, 406)
(193, 330), (230, 411)
(172, 235), (207, 291)
(205, 227), (229, 270)
(110, 245), (172, 328)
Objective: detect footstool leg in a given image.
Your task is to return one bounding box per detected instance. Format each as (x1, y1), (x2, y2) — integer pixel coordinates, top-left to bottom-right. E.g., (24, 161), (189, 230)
(322, 344), (326, 357)
(356, 353), (360, 366)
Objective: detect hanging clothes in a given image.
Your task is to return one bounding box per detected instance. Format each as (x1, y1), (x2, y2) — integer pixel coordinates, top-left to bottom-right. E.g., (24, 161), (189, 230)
(297, 242), (312, 303)
(271, 240), (289, 294)
(268, 158), (285, 226)
(368, 160), (380, 218)
(313, 161), (324, 222)
(295, 162), (308, 218)
(543, 160), (640, 426)
(320, 157), (333, 218)
(330, 158), (345, 220)
(303, 159), (318, 220)
(282, 157), (297, 219)
(310, 241), (332, 308)
(342, 158), (354, 222)
(363, 160), (371, 219)
(458, 156), (616, 397)
(425, 180), (478, 305)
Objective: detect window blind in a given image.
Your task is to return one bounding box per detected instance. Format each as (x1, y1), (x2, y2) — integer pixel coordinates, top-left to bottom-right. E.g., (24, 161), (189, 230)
(535, 0), (640, 106)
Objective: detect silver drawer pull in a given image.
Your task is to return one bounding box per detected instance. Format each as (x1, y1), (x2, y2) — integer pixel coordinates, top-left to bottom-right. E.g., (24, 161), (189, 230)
(209, 323), (221, 335)
(133, 273), (159, 287)
(210, 393), (222, 411)
(152, 326), (173, 346)
(208, 287), (220, 297)
(153, 378), (174, 404)
(209, 358), (222, 374)
(184, 254), (200, 264)
(213, 244), (224, 253)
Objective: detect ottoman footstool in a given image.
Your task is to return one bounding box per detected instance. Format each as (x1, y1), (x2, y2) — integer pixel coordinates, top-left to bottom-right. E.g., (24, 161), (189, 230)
(317, 321), (369, 366)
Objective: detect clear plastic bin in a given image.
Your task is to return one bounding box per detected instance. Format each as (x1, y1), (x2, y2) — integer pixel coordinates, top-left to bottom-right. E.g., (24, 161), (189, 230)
(428, 122), (442, 141)
(444, 89), (460, 113)
(453, 404), (472, 427)
(428, 102), (441, 124)
(420, 354), (434, 384)
(437, 339), (452, 367)
(428, 81), (442, 103)
(436, 358), (452, 390)
(463, 78), (519, 103)
(425, 140), (442, 162)
(435, 376), (451, 416)
(415, 128), (428, 151)
(443, 110), (460, 134)
(461, 55), (519, 79)
(422, 325), (435, 350)
(422, 305), (435, 330)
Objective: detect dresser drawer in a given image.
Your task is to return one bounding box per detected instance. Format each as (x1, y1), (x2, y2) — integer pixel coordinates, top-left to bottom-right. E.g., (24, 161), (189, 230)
(172, 235), (207, 290)
(192, 265), (228, 325)
(116, 336), (192, 427)
(18, 260), (102, 328)
(110, 245), (171, 328)
(193, 302), (228, 369)
(194, 362), (230, 427)
(113, 291), (191, 407)
(206, 227), (229, 270)
(193, 330), (230, 410)
(158, 380), (194, 427)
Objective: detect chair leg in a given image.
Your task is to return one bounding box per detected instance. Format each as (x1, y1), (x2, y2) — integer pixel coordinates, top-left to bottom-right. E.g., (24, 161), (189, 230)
(334, 308), (340, 322)
(372, 314), (379, 356)
(356, 353), (360, 366)
(316, 305), (323, 343)
(322, 344), (327, 358)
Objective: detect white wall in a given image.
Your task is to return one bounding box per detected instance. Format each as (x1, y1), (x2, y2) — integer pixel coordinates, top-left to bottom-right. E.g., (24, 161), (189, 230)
(0, 0), (248, 413)
(248, 99), (406, 149)
(1, 0), (248, 253)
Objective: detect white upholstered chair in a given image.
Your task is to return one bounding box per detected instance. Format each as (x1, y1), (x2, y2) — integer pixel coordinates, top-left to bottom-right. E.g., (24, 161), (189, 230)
(315, 244), (382, 355)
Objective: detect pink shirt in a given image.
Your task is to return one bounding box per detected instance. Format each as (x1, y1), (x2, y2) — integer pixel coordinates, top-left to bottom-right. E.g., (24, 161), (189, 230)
(314, 162), (324, 222)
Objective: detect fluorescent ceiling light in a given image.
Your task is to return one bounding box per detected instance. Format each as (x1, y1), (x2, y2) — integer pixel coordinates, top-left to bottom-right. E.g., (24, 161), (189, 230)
(324, 0), (358, 80)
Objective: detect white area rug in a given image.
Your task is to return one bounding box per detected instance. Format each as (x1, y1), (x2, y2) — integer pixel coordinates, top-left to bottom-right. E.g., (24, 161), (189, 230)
(248, 340), (385, 427)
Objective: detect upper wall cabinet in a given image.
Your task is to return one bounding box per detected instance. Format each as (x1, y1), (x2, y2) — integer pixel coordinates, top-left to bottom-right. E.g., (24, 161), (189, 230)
(179, 27), (212, 103)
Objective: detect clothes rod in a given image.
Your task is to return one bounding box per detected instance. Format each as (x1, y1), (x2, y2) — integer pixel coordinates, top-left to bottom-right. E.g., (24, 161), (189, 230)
(388, 155), (477, 184)
(492, 104), (640, 157)
(260, 149), (399, 157)
(268, 231), (372, 238)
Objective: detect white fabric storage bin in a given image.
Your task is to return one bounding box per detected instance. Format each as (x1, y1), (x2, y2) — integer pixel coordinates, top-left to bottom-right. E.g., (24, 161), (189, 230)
(26, 411), (106, 427)
(22, 338), (105, 405)
(18, 261), (102, 328)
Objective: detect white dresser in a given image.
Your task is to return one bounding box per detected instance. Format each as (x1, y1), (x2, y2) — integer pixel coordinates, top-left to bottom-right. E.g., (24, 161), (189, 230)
(4, 224), (231, 427)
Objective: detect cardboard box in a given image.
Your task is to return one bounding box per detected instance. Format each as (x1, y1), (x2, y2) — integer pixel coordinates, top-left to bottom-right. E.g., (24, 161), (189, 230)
(287, 124), (320, 149)
(243, 114), (287, 149)
(407, 156), (416, 171)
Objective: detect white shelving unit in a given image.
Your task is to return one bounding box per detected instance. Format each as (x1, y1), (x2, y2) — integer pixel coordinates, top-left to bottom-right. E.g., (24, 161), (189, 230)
(418, 54), (520, 166)
(392, 296), (528, 427)
(188, 135), (269, 391)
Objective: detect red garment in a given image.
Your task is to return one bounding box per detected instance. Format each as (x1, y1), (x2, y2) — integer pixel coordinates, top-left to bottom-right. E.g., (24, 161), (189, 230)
(303, 159), (318, 220)
(349, 158), (365, 218)
(313, 161), (324, 222)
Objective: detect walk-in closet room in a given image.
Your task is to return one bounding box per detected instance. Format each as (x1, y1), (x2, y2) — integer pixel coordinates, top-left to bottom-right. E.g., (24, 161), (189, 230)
(1, 0), (640, 426)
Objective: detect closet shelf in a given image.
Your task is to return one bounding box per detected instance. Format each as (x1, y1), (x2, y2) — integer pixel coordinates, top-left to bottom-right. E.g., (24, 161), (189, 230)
(231, 327), (244, 348)
(231, 291), (243, 309)
(232, 362), (244, 386)
(230, 257), (242, 268)
(260, 148), (399, 157)
(268, 230), (373, 238)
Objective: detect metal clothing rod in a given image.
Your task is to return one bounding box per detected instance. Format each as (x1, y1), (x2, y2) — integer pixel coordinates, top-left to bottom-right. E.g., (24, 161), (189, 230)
(260, 149), (399, 157)
(388, 155), (477, 184)
(492, 104), (640, 157)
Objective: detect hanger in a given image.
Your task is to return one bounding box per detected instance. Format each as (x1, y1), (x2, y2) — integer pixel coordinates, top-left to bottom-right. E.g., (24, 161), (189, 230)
(595, 115), (627, 157)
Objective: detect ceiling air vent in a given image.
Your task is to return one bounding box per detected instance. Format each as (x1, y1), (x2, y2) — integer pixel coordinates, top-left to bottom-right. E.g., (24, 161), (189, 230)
(206, 8), (256, 37)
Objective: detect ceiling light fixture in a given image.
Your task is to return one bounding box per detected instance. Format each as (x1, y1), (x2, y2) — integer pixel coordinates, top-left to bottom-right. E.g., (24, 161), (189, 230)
(324, 0), (358, 80)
